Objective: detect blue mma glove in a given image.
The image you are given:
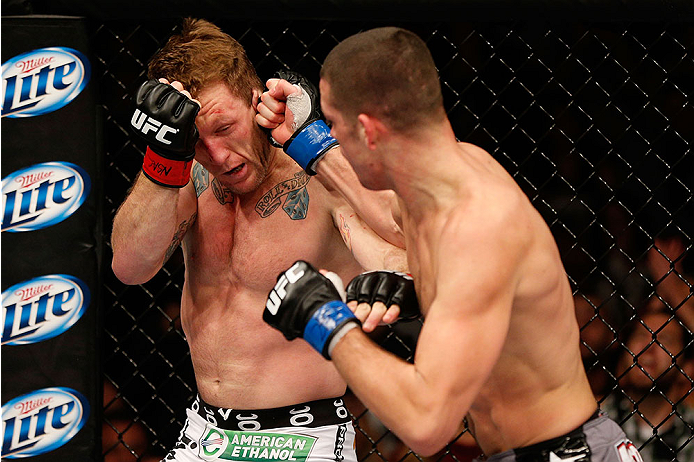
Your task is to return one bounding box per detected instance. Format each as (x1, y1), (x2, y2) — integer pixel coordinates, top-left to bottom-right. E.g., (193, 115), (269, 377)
(264, 260), (360, 359)
(276, 70), (339, 175)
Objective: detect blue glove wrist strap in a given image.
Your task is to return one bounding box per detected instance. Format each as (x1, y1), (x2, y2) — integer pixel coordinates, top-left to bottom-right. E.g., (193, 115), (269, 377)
(304, 300), (357, 358)
(285, 120), (339, 174)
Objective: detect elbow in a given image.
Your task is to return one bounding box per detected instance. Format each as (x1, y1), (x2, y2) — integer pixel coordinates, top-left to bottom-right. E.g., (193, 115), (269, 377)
(383, 221), (406, 249)
(111, 254), (157, 285)
(395, 404), (461, 457)
(401, 424), (455, 457)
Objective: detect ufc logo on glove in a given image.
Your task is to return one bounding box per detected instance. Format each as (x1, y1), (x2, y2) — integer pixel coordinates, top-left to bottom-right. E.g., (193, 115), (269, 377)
(263, 261), (360, 359)
(266, 262), (306, 314)
(131, 109), (179, 145)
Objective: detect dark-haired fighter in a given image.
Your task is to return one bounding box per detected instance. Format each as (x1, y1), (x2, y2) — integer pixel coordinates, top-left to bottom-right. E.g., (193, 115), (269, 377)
(260, 27), (644, 462)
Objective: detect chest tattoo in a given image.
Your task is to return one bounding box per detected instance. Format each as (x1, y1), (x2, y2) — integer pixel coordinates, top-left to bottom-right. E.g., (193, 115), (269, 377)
(192, 164), (235, 204)
(255, 171), (310, 220)
(212, 178), (234, 205)
(191, 163), (209, 197)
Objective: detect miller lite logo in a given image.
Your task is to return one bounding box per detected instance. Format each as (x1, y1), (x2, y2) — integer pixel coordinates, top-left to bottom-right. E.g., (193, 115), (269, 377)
(2, 387), (90, 458)
(2, 47), (90, 118)
(2, 274), (90, 345)
(2, 161), (91, 232)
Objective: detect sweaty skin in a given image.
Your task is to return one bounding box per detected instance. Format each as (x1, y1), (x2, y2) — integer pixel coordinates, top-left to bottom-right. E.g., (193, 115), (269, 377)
(320, 80), (597, 457)
(112, 81), (406, 409)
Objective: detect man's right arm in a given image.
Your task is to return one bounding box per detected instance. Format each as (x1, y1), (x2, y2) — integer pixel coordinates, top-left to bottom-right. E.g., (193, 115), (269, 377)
(112, 78), (201, 285)
(111, 171), (197, 285)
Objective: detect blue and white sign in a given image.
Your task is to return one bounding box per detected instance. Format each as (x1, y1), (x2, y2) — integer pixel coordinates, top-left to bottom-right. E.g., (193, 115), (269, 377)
(1, 47), (91, 118)
(2, 274), (90, 345)
(1, 161), (91, 232)
(1, 388), (90, 458)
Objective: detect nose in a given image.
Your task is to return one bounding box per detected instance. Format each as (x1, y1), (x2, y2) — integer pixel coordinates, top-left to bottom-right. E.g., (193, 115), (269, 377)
(197, 138), (227, 166)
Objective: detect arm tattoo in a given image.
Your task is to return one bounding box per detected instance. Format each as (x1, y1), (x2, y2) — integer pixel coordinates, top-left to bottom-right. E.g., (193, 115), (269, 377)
(212, 178), (235, 205)
(338, 213), (354, 252)
(164, 212), (197, 263)
(192, 164), (210, 197)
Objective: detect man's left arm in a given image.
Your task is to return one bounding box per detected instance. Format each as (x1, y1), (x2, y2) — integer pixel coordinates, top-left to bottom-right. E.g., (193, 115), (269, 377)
(256, 73), (405, 248)
(330, 196), (411, 330)
(316, 147), (405, 249)
(332, 199), (407, 273)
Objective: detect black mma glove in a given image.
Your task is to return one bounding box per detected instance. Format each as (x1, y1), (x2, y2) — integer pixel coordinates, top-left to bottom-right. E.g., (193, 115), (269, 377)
(346, 271), (420, 320)
(264, 260), (361, 359)
(130, 79), (200, 187)
(276, 70), (339, 175)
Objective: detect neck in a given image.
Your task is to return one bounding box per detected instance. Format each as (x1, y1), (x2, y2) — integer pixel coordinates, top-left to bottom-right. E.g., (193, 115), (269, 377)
(265, 146), (297, 177)
(235, 145), (300, 206)
(385, 125), (463, 222)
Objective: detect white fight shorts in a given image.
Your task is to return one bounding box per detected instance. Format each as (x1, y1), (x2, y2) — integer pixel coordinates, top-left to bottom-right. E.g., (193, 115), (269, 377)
(162, 395), (357, 462)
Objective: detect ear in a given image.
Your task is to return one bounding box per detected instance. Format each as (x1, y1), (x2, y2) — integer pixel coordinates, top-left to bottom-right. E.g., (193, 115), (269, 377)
(252, 88), (261, 110)
(357, 113), (386, 150)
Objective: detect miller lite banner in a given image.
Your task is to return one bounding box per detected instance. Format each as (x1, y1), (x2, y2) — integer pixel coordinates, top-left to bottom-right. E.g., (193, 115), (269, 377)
(1, 388), (91, 458)
(1, 47), (91, 118)
(2, 161), (92, 232)
(1, 16), (101, 461)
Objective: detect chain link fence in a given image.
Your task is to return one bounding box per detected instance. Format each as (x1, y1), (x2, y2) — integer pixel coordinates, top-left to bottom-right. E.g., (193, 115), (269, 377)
(7, 4), (693, 460)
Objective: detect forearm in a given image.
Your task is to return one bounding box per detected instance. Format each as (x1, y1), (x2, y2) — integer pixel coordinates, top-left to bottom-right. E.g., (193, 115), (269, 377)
(263, 262), (457, 454)
(258, 75), (402, 248)
(334, 204), (408, 272)
(331, 329), (459, 456)
(316, 148), (405, 248)
(111, 172), (191, 284)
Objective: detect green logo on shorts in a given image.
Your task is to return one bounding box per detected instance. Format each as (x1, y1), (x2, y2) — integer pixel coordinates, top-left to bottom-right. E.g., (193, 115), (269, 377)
(199, 427), (316, 461)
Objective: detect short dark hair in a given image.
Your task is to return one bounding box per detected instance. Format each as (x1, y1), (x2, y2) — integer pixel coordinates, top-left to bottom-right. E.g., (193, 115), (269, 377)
(147, 18), (262, 105)
(321, 27), (445, 132)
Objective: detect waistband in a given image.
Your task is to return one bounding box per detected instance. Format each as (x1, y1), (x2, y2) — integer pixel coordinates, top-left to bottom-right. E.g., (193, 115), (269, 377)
(483, 409), (601, 462)
(192, 394), (352, 431)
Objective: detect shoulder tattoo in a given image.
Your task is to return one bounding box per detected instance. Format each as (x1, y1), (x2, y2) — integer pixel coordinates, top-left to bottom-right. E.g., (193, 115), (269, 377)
(211, 178), (235, 205)
(255, 171), (310, 220)
(164, 212), (197, 262)
(191, 164), (209, 197)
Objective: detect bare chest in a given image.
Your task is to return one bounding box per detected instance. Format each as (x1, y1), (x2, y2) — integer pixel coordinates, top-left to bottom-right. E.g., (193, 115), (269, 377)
(183, 181), (355, 294)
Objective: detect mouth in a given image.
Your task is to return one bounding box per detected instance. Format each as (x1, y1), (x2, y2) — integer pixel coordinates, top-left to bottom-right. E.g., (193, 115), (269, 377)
(224, 163), (246, 176)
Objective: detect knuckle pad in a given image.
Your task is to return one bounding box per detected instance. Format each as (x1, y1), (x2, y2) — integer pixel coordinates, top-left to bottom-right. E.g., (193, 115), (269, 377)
(346, 276), (365, 301)
(378, 277), (398, 305)
(391, 286), (406, 305)
(359, 277), (376, 303)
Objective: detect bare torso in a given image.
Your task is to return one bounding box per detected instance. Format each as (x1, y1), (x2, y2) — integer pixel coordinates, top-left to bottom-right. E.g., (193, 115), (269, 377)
(402, 142), (596, 455)
(181, 162), (363, 409)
